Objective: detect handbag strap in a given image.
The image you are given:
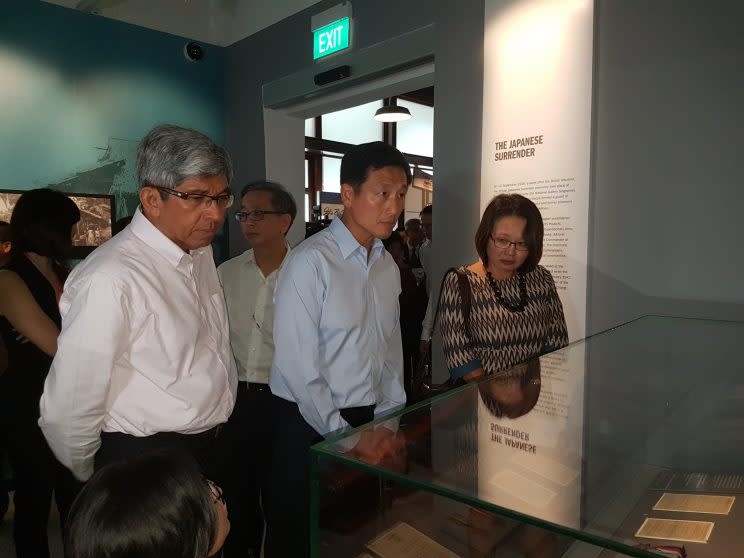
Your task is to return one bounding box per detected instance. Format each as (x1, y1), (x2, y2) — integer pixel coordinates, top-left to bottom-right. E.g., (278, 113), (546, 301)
(433, 267), (473, 338)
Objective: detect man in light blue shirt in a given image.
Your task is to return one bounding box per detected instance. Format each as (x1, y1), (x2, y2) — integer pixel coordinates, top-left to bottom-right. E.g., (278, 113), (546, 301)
(265, 141), (410, 558)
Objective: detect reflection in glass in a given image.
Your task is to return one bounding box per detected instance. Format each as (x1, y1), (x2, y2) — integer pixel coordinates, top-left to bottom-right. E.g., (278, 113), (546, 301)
(477, 349), (584, 532)
(312, 317), (744, 557)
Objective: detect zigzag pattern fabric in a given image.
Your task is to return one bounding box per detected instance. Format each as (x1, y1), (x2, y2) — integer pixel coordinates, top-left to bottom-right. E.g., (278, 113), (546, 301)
(440, 265), (568, 378)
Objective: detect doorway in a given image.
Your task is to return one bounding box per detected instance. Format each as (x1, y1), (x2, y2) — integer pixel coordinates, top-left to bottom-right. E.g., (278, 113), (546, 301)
(262, 62), (434, 247)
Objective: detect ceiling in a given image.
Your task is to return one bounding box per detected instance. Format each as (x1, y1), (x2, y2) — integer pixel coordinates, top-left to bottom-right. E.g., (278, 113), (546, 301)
(42, 0), (320, 47)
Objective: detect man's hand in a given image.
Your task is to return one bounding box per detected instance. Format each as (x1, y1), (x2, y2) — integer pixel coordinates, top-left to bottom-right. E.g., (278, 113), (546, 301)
(463, 368), (486, 382)
(348, 427), (400, 465)
(419, 339), (431, 358)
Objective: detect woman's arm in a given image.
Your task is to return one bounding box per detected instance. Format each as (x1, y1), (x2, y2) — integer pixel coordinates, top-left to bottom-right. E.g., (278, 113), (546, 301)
(0, 270), (59, 357)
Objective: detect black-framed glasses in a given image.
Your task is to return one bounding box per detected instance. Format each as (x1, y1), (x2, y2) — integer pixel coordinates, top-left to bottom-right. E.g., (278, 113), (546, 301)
(491, 236), (529, 252)
(234, 210), (287, 222)
(150, 185), (234, 210)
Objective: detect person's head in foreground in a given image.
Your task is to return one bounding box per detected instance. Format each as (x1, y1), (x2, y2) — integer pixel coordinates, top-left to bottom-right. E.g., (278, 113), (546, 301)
(65, 450), (229, 558)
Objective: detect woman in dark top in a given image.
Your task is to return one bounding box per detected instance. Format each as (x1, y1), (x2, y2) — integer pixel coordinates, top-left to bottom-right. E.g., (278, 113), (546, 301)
(0, 188), (80, 558)
(439, 194), (568, 382)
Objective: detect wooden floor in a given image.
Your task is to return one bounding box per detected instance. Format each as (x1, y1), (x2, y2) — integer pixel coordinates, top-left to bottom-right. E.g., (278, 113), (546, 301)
(0, 492), (64, 558)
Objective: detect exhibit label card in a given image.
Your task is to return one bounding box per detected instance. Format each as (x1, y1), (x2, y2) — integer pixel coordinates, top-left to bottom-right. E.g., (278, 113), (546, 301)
(651, 471), (744, 493)
(366, 521), (460, 558)
(635, 518), (714, 544)
(653, 493), (735, 515)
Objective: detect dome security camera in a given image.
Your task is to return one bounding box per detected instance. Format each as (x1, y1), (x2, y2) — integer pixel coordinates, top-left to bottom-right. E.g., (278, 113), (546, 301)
(184, 41), (204, 62)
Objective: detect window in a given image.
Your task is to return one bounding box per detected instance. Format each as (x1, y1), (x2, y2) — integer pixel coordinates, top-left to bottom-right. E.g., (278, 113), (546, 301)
(321, 156), (342, 193)
(321, 101), (384, 144)
(396, 99), (434, 158)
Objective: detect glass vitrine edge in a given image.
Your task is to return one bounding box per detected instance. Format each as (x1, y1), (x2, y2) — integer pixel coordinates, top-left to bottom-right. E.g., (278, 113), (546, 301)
(311, 450), (662, 558)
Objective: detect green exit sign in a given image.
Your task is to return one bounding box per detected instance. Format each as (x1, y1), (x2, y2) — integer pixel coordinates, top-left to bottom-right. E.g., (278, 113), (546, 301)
(313, 17), (350, 60)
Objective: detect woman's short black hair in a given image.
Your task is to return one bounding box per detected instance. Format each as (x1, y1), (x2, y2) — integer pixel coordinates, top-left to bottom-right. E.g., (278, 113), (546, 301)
(475, 193), (543, 273)
(0, 220), (9, 242)
(10, 188), (80, 262)
(340, 141), (412, 192)
(65, 450), (217, 558)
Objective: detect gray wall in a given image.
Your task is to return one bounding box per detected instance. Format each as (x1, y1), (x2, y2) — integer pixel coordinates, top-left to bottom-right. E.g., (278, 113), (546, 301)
(226, 0), (744, 335)
(224, 0), (483, 272)
(588, 0), (744, 334)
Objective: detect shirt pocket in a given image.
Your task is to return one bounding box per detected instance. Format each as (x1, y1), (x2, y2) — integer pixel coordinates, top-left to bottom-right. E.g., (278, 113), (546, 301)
(377, 286), (400, 341)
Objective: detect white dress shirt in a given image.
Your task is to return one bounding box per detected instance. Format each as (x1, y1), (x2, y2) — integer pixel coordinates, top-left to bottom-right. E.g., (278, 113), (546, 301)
(420, 295), (436, 341)
(269, 217), (406, 438)
(217, 246), (289, 384)
(39, 208), (237, 481)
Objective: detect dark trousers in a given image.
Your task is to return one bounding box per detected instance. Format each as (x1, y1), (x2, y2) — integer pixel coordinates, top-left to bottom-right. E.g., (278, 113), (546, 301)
(94, 424), (227, 487)
(264, 396), (374, 558)
(0, 406), (80, 558)
(222, 382), (275, 557)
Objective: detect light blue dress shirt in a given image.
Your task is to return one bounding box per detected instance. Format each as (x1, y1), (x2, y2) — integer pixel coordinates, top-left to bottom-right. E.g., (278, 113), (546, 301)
(269, 217), (406, 437)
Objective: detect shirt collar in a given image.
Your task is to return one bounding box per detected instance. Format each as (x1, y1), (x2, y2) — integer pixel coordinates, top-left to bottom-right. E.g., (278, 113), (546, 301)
(130, 207), (197, 268)
(241, 242), (292, 271)
(241, 249), (256, 265)
(329, 217), (384, 260)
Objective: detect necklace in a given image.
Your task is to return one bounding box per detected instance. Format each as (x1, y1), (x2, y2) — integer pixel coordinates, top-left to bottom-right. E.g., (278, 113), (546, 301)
(486, 270), (528, 313)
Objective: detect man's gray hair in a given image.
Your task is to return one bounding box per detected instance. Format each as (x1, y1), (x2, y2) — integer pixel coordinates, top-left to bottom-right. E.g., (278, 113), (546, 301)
(135, 124), (233, 189)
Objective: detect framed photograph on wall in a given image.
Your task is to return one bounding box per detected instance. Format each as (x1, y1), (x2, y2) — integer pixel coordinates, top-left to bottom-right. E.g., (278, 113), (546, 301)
(0, 189), (116, 258)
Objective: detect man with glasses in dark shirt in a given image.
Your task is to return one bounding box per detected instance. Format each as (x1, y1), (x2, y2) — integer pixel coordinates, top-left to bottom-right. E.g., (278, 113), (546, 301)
(217, 181), (295, 558)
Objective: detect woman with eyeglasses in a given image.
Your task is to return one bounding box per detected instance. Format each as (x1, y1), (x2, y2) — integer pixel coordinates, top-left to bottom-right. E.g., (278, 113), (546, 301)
(65, 450), (230, 558)
(438, 193), (568, 382)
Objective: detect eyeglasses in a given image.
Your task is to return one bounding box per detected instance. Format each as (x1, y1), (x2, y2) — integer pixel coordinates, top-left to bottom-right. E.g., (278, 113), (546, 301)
(491, 236), (529, 252)
(203, 477), (225, 505)
(234, 210), (286, 222)
(151, 186), (234, 210)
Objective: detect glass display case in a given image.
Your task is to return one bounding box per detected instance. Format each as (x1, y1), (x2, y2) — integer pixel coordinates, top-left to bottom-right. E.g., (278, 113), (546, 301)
(311, 316), (744, 558)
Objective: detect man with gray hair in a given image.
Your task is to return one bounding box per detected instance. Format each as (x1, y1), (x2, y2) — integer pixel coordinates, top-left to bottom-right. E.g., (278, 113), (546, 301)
(39, 124), (237, 482)
(218, 180), (296, 557)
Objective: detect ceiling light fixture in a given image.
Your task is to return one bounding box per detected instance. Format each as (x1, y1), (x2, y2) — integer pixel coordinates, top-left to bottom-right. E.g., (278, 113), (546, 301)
(374, 105), (412, 122)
